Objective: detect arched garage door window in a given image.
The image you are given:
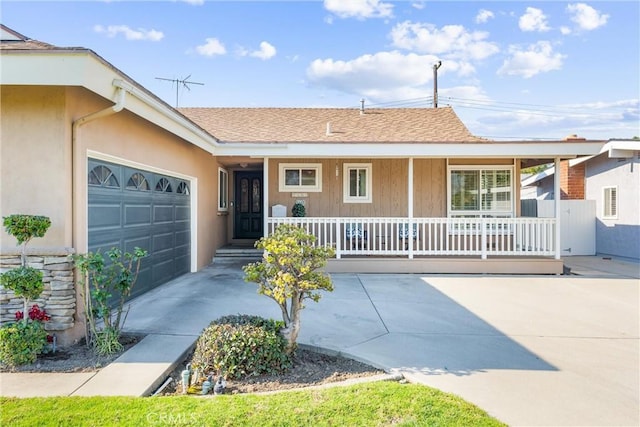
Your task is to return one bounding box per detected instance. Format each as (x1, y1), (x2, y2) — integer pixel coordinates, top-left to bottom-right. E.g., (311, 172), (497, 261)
(88, 165), (120, 188)
(126, 172), (150, 191)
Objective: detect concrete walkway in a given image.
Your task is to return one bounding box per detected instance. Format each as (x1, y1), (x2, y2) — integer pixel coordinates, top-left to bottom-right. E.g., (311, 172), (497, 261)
(1, 256), (638, 426)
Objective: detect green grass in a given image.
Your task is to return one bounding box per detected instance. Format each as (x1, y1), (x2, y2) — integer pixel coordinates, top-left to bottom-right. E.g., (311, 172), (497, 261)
(1, 381), (505, 427)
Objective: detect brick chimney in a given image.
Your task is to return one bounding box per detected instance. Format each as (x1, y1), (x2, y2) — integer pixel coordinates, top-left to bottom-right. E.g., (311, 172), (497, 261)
(559, 134), (586, 200)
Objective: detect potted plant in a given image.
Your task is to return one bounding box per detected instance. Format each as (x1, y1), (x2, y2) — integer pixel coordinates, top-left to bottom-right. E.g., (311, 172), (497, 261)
(291, 201), (306, 217)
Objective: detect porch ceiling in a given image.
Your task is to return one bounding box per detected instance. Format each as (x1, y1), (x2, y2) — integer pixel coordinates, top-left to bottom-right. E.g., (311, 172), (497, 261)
(212, 140), (607, 160)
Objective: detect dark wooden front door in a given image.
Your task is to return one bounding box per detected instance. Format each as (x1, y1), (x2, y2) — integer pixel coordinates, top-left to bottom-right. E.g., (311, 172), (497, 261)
(234, 171), (263, 239)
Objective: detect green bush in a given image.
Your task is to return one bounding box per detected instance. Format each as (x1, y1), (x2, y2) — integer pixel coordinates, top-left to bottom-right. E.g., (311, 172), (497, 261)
(291, 201), (306, 217)
(191, 315), (291, 379)
(0, 321), (48, 366)
(2, 215), (51, 246)
(211, 314), (285, 334)
(0, 266), (44, 301)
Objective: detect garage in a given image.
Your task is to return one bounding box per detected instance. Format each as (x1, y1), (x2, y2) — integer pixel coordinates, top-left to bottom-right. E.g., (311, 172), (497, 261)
(87, 158), (191, 299)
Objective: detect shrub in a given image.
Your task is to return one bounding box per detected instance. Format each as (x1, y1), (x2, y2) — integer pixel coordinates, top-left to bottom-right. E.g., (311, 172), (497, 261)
(211, 314), (285, 334)
(0, 321), (48, 366)
(0, 266), (44, 302)
(2, 215), (51, 247)
(73, 247), (147, 355)
(191, 316), (290, 379)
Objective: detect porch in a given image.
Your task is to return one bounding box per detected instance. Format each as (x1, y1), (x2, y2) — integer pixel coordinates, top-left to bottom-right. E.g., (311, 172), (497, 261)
(267, 216), (562, 274)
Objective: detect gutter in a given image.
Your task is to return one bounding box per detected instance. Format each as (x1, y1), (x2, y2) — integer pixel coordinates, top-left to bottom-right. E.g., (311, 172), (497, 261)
(111, 79), (220, 150)
(71, 84), (127, 252)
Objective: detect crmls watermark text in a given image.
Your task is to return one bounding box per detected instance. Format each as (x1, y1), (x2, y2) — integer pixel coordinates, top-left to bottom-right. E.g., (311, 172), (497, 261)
(146, 412), (200, 425)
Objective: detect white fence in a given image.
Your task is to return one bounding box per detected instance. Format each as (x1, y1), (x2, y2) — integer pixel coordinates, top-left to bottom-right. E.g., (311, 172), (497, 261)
(267, 217), (556, 259)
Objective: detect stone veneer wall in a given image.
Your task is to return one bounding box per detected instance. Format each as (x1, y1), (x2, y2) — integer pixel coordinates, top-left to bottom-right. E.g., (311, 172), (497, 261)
(0, 247), (76, 334)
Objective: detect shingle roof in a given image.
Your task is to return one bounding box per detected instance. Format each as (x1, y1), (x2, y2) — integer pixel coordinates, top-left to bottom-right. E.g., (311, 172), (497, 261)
(179, 107), (487, 143)
(0, 24), (82, 51)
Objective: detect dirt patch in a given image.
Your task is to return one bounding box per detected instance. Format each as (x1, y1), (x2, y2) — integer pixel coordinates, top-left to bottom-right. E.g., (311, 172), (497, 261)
(159, 348), (385, 395)
(1, 337), (385, 395)
(0, 334), (143, 373)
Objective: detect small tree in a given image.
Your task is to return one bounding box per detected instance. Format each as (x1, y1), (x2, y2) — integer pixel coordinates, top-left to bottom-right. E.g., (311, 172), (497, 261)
(0, 214), (51, 366)
(243, 224), (334, 354)
(1, 215), (51, 324)
(73, 247), (147, 355)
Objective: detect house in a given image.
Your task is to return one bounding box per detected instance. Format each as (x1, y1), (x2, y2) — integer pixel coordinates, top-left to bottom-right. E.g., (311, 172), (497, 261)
(522, 139), (640, 260)
(0, 25), (605, 343)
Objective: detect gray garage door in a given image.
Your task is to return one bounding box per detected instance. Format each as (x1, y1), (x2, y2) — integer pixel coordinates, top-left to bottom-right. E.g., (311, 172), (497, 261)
(88, 159), (191, 300)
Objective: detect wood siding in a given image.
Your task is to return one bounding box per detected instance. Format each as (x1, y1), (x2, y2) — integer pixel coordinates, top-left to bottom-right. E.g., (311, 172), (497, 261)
(269, 159), (408, 217)
(267, 158), (484, 218)
(414, 159), (446, 217)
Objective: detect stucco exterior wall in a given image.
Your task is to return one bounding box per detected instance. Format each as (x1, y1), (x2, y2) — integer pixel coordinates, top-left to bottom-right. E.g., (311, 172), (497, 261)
(66, 86), (224, 269)
(585, 152), (640, 260)
(1, 86), (71, 248)
(1, 85), (226, 344)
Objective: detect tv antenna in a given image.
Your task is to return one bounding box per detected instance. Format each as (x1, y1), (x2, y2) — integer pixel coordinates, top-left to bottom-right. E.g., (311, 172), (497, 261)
(155, 75), (204, 107)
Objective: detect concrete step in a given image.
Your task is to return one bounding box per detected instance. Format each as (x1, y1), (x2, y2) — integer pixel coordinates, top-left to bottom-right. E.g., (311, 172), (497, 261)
(215, 248), (263, 257)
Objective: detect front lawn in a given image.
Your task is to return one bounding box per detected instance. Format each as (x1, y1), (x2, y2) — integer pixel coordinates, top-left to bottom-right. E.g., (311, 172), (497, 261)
(1, 381), (504, 426)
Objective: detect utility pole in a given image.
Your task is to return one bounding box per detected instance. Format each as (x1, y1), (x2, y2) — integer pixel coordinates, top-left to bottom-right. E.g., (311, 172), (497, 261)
(433, 61), (442, 108)
(155, 75), (204, 108)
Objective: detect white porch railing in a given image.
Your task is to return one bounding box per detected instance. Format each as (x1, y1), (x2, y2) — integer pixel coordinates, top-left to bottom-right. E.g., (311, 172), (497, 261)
(267, 217), (556, 259)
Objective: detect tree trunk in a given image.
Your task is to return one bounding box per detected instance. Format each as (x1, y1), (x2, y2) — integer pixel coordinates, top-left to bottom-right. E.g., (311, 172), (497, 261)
(281, 316), (300, 355)
(281, 292), (302, 354)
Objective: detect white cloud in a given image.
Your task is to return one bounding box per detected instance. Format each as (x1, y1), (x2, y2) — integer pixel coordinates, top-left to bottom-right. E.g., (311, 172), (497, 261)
(498, 41), (565, 78)
(195, 38), (226, 57)
(475, 9), (495, 24)
(250, 41), (277, 60)
(323, 0), (393, 20)
(93, 25), (164, 41)
(566, 3), (609, 31)
(519, 7), (550, 32)
(560, 26), (572, 35)
(412, 2), (426, 10)
(306, 50), (481, 103)
(390, 21), (499, 61)
(474, 99), (639, 140)
(180, 0), (204, 5)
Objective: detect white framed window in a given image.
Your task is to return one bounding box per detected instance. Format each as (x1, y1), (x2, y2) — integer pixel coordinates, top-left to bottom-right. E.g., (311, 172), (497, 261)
(603, 186), (617, 219)
(278, 163), (322, 192)
(343, 163), (372, 203)
(218, 167), (228, 211)
(448, 166), (514, 217)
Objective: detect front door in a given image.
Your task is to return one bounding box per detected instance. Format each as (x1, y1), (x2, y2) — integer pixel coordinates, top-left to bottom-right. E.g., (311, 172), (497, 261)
(234, 171), (263, 239)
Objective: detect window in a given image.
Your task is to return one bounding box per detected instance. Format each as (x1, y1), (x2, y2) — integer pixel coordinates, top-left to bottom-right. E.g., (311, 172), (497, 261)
(603, 186), (617, 219)
(218, 168), (228, 211)
(344, 163), (372, 203)
(155, 177), (172, 192)
(88, 165), (119, 188)
(278, 163), (322, 192)
(449, 166), (513, 217)
(126, 172), (150, 191)
(176, 181), (190, 195)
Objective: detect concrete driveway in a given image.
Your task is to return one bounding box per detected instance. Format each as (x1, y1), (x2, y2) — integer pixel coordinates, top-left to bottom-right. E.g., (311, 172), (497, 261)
(119, 258), (638, 426)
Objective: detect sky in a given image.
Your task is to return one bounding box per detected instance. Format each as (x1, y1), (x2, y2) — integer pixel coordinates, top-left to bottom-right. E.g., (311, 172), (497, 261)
(2, 0), (639, 140)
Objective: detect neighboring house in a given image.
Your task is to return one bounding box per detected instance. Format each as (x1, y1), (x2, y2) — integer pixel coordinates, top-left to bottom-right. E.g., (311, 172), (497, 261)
(521, 140), (640, 260)
(1, 26), (606, 343)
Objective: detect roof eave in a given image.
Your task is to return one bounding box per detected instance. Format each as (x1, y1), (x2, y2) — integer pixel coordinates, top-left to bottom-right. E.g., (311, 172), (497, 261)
(214, 140), (607, 159)
(0, 48), (220, 154)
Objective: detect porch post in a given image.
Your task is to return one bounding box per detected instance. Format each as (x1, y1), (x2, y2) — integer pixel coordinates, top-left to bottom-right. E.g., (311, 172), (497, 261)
(554, 157), (561, 260)
(408, 157), (414, 259)
(263, 157), (269, 238)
